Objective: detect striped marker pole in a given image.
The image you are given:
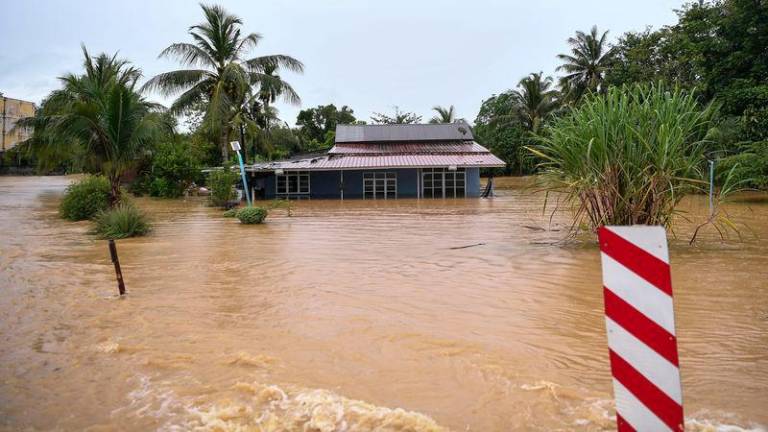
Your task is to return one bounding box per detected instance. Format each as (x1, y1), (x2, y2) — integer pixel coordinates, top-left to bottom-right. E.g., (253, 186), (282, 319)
(598, 226), (684, 432)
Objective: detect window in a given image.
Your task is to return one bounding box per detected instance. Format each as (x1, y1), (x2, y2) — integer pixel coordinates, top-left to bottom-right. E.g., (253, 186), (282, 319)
(276, 171), (310, 195)
(363, 172), (397, 199)
(422, 168), (465, 198)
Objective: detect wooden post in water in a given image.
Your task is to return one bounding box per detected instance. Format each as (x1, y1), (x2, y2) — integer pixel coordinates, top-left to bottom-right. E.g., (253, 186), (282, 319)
(108, 239), (126, 296)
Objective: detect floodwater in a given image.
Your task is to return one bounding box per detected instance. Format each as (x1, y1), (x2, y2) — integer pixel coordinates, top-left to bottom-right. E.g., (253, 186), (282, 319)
(1, 175), (766, 432)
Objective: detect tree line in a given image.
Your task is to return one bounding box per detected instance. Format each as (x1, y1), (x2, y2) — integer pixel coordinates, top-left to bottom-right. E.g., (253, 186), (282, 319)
(475, 0), (767, 188)
(8, 0), (768, 200)
(9, 3), (461, 188)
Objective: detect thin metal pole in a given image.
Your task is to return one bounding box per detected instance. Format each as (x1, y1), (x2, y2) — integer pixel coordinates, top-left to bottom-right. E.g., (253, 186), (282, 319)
(108, 240), (126, 296)
(708, 160), (715, 217)
(239, 124), (248, 164)
(236, 150), (252, 206)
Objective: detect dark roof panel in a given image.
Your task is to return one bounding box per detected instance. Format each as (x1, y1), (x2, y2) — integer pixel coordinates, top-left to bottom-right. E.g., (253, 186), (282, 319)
(329, 141), (490, 155)
(335, 123), (474, 143)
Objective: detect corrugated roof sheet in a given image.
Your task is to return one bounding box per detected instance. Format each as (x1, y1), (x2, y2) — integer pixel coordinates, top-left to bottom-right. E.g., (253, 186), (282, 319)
(335, 123), (474, 143)
(329, 141), (489, 155)
(246, 153), (505, 171)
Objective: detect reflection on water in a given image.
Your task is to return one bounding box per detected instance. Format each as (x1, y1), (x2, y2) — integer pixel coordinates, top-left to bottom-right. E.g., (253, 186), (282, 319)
(0, 175), (766, 431)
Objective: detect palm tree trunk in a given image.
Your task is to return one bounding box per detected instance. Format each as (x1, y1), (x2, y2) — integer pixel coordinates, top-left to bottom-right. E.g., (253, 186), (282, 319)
(109, 175), (122, 207)
(219, 127), (230, 164)
(264, 100), (270, 133)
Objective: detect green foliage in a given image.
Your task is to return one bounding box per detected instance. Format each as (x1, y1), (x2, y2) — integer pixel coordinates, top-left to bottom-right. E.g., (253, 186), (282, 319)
(207, 169), (239, 207)
(531, 84), (718, 231)
(223, 207), (240, 217)
(429, 105), (456, 124)
(606, 27), (698, 91)
(474, 120), (533, 176)
(370, 106), (422, 124)
(59, 175), (112, 221)
(251, 126), (303, 160)
(24, 46), (169, 205)
(509, 73), (560, 133)
(93, 203), (151, 239)
(556, 25), (616, 100)
(296, 104), (356, 146)
(148, 177), (179, 198)
(126, 174), (150, 196)
(742, 105), (768, 142)
(144, 3), (303, 163)
(474, 89), (541, 175)
(236, 206), (268, 224)
(146, 139), (202, 198)
(606, 0), (768, 142)
(717, 141), (768, 189)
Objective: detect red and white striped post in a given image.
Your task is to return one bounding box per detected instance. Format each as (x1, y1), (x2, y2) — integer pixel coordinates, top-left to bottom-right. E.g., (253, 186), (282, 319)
(598, 226), (684, 432)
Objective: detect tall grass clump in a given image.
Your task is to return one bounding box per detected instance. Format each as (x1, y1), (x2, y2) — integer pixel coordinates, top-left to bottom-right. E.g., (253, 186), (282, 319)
(530, 83), (717, 232)
(93, 203), (151, 239)
(59, 175), (111, 221)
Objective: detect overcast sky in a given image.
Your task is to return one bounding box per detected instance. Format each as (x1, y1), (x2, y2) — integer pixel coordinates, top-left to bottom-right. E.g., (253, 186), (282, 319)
(0, 0), (683, 126)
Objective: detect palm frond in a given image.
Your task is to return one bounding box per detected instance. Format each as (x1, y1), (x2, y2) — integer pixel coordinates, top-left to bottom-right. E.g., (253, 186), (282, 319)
(246, 54), (305, 73)
(158, 43), (217, 68)
(141, 69), (212, 96)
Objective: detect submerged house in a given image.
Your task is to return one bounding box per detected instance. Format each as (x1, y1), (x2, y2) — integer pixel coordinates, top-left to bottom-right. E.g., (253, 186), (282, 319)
(246, 123), (505, 199)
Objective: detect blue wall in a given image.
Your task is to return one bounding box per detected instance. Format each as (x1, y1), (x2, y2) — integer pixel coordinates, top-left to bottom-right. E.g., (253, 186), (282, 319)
(311, 170), (342, 198)
(466, 167), (481, 197)
(257, 167), (481, 199)
(332, 169), (418, 198)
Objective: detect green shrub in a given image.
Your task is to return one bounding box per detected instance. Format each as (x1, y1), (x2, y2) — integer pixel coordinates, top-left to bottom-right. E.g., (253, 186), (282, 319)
(531, 83), (717, 231)
(149, 177), (182, 198)
(236, 207), (267, 224)
(59, 175), (111, 221)
(222, 208), (240, 218)
(717, 141), (768, 189)
(127, 175), (151, 197)
(207, 169), (239, 207)
(93, 203), (151, 239)
(146, 140), (202, 198)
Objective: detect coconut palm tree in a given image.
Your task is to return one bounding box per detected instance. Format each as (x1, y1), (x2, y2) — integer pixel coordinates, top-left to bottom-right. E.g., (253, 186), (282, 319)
(512, 73), (559, 133)
(144, 4), (303, 162)
(231, 94), (283, 162)
(429, 105), (456, 123)
(492, 73), (559, 134)
(556, 26), (616, 99)
(256, 62), (299, 131)
(24, 46), (166, 205)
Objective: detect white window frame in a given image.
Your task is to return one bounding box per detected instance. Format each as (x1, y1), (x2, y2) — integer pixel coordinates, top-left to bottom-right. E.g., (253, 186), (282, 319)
(363, 172), (397, 199)
(421, 168), (465, 198)
(276, 171), (310, 196)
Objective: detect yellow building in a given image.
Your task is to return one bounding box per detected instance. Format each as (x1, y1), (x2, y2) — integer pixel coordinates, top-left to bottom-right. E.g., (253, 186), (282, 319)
(1, 96), (36, 152)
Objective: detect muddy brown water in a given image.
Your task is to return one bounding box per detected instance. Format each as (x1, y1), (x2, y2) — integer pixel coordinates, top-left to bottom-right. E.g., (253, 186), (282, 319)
(0, 175), (766, 431)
